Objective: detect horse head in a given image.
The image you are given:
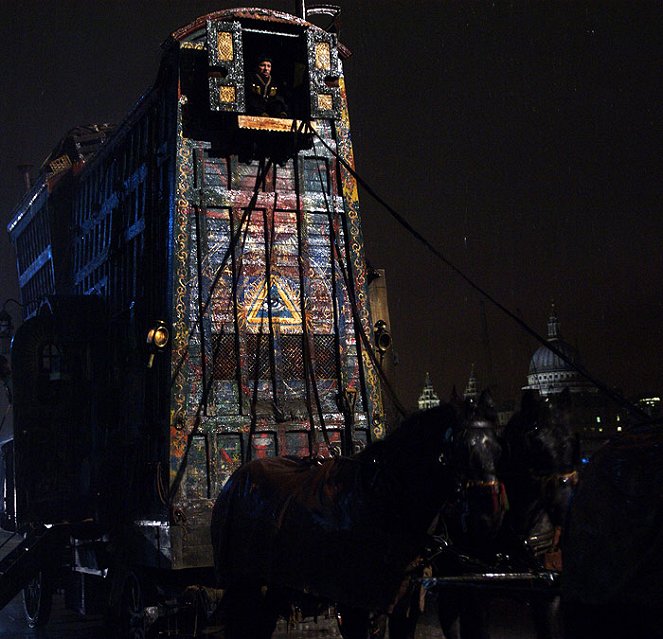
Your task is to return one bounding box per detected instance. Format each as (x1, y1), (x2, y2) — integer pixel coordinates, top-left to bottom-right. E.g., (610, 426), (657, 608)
(503, 388), (579, 543)
(446, 390), (506, 545)
(453, 390), (502, 481)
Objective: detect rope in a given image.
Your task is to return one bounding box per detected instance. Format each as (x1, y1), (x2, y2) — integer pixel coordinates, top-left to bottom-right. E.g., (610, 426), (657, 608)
(292, 131), (326, 454)
(305, 124), (649, 422)
(167, 158), (273, 503)
(310, 132), (408, 419)
(168, 158), (273, 392)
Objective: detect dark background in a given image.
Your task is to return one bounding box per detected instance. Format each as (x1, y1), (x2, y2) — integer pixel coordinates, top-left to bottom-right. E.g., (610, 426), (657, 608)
(1, 1), (661, 409)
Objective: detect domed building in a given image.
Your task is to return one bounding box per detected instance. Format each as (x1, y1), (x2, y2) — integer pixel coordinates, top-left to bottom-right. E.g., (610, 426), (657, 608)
(524, 308), (594, 396)
(523, 307), (627, 458)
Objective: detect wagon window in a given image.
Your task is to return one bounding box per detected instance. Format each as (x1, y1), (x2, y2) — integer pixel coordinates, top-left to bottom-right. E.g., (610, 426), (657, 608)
(241, 27), (310, 120)
(40, 342), (62, 381)
(313, 334), (337, 380)
(212, 333), (238, 379)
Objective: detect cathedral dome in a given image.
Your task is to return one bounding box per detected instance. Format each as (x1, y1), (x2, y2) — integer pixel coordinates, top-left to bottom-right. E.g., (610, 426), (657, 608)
(524, 309), (593, 396)
(529, 338), (580, 375)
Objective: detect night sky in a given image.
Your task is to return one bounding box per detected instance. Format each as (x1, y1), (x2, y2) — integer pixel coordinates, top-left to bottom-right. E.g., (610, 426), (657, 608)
(1, 1), (661, 409)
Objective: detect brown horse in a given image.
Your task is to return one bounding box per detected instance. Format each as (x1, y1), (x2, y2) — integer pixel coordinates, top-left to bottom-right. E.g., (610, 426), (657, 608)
(210, 405), (459, 639)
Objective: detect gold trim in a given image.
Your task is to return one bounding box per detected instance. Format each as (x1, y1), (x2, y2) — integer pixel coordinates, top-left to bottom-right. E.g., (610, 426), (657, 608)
(317, 93), (333, 111)
(315, 42), (332, 70)
(219, 85), (236, 103)
(217, 32), (234, 61)
(49, 154), (72, 174)
(237, 115), (316, 133)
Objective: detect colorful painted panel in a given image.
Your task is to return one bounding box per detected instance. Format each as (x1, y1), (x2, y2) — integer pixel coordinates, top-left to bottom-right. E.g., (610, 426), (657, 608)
(171, 86), (385, 499)
(251, 432), (277, 459)
(216, 433), (243, 488)
(183, 434), (210, 499)
(304, 212), (335, 335)
(285, 431), (310, 458)
(204, 157), (231, 190)
(207, 211), (235, 331)
(316, 430), (342, 458)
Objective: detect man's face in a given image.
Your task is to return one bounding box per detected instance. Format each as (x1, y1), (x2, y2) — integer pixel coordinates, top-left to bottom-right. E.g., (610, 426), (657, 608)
(257, 60), (272, 79)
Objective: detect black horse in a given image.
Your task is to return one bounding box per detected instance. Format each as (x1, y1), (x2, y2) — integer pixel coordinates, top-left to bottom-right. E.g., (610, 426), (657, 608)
(210, 404), (460, 639)
(427, 390), (507, 639)
(428, 389), (578, 639)
(562, 421), (663, 639)
(502, 389), (577, 559)
(366, 391), (511, 639)
(499, 388), (578, 639)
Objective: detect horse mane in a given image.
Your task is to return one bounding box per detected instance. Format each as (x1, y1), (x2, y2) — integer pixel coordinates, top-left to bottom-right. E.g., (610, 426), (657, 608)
(455, 389), (497, 422)
(355, 403), (457, 465)
(504, 389), (576, 466)
(501, 388), (579, 538)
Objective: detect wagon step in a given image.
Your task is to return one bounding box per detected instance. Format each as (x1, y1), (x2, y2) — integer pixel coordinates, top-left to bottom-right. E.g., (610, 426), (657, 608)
(421, 571), (560, 593)
(0, 523), (70, 612)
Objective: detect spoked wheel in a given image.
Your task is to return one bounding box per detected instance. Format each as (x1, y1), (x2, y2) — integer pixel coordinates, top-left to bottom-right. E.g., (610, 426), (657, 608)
(22, 570), (53, 628)
(113, 571), (146, 639)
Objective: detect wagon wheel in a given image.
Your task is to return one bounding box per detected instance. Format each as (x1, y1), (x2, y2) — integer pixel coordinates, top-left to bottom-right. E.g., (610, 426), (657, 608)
(22, 570), (53, 628)
(111, 570), (146, 639)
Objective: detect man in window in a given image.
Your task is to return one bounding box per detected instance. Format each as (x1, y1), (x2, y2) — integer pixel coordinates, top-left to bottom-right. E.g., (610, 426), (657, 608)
(246, 56), (289, 117)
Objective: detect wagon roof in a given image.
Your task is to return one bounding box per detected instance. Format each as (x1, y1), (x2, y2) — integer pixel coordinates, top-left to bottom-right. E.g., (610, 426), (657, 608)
(167, 7), (351, 59)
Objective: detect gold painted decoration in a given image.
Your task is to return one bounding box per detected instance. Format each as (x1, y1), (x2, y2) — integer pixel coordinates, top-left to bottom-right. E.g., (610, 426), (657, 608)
(315, 42), (332, 70)
(172, 115), (191, 420)
(49, 154), (72, 174)
(334, 76), (385, 438)
(180, 42), (205, 50)
(317, 93), (333, 111)
(219, 85), (236, 103)
(237, 115), (316, 132)
(217, 31), (234, 61)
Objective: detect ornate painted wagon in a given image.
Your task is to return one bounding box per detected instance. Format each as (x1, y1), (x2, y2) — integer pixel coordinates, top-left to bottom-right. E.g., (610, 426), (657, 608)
(1, 6), (392, 636)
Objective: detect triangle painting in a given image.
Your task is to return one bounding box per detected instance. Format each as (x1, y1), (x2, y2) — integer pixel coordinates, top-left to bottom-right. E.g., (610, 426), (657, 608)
(246, 277), (302, 326)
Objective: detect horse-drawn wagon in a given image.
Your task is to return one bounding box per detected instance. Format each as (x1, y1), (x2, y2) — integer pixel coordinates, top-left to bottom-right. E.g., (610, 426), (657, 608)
(2, 6), (393, 636)
(5, 5), (646, 639)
